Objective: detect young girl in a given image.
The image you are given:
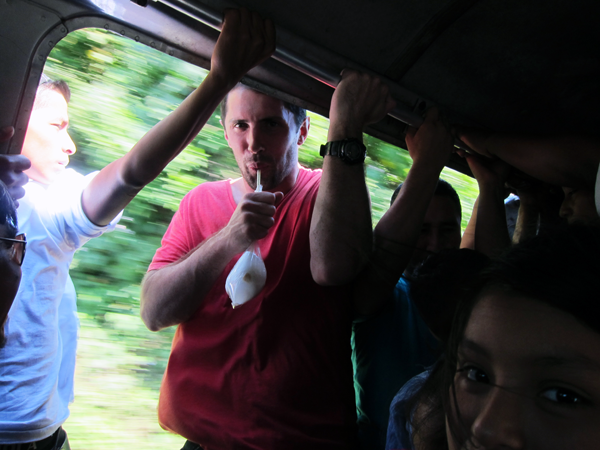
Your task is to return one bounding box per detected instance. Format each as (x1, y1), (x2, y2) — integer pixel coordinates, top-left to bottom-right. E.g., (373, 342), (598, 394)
(402, 225), (600, 450)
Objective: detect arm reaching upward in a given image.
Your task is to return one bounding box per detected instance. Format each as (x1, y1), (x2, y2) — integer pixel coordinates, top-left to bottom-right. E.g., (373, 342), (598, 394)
(82, 8), (276, 226)
(458, 129), (600, 190)
(137, 9), (278, 331)
(460, 195), (478, 250)
(464, 153), (511, 257)
(310, 70), (395, 286)
(353, 108), (455, 316)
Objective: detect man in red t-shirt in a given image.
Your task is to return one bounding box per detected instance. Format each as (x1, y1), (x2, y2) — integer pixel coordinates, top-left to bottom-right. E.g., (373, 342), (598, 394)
(140, 9), (395, 450)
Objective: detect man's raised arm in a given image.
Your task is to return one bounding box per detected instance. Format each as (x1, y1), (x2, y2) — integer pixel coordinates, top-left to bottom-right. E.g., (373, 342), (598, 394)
(353, 108), (455, 315)
(463, 153), (511, 257)
(459, 130), (600, 190)
(310, 71), (395, 286)
(81, 8), (275, 226)
(137, 10), (277, 332)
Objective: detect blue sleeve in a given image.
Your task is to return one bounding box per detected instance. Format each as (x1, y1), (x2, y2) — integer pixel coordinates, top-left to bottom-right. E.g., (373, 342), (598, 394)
(385, 370), (432, 450)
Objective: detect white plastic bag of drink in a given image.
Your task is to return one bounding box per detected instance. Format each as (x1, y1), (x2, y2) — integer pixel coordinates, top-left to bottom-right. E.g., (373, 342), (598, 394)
(225, 242), (267, 308)
(225, 170), (267, 308)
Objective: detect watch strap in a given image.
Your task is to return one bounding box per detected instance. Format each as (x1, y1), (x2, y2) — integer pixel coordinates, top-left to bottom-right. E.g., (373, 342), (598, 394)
(319, 138), (366, 164)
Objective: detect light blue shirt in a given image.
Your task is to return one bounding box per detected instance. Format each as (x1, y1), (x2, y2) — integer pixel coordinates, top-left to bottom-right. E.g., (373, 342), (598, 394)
(0, 169), (120, 444)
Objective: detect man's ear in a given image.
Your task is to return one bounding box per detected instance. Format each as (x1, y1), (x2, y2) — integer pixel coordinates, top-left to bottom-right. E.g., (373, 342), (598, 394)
(221, 120), (229, 142)
(297, 116), (310, 146)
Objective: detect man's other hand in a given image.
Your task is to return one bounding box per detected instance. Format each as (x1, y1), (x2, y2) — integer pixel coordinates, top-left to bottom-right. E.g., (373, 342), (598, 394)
(328, 70), (395, 141)
(0, 127), (31, 203)
(405, 108), (454, 170)
(210, 8), (276, 87)
(224, 191), (283, 253)
(456, 127), (494, 158)
(465, 152), (511, 190)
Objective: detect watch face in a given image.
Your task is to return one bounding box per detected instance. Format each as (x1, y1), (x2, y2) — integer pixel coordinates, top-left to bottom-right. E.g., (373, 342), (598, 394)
(343, 141), (365, 163)
(321, 139), (365, 164)
(345, 143), (361, 159)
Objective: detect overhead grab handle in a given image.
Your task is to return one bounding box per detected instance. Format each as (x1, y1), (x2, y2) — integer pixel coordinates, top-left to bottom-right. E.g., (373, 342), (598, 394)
(151, 0), (425, 127)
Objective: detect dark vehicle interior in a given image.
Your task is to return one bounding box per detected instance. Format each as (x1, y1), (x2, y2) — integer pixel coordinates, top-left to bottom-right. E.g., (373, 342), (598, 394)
(2, 0), (599, 172)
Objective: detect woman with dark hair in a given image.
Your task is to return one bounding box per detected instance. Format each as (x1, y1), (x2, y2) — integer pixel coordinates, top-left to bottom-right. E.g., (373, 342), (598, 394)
(0, 180), (25, 348)
(393, 225), (600, 450)
(385, 248), (489, 450)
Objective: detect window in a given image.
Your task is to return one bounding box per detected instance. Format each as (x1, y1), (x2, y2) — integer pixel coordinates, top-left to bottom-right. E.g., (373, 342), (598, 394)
(44, 28), (478, 448)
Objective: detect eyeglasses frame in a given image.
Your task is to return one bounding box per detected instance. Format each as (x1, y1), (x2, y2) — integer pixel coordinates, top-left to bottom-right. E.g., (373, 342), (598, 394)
(0, 233), (27, 266)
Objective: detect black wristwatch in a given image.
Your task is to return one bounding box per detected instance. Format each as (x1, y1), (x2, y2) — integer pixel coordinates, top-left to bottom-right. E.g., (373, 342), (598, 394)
(319, 138), (366, 165)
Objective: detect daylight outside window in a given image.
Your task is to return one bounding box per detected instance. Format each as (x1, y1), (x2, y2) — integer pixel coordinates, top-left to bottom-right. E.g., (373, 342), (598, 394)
(40, 28), (478, 448)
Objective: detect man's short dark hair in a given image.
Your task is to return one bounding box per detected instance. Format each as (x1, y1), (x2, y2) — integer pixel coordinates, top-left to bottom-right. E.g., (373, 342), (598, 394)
(391, 178), (461, 218)
(35, 77), (71, 109)
(0, 181), (17, 239)
(219, 83), (306, 130)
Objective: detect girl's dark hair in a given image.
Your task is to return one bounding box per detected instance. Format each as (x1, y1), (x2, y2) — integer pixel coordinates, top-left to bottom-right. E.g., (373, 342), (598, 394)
(406, 359), (449, 450)
(409, 225), (600, 449)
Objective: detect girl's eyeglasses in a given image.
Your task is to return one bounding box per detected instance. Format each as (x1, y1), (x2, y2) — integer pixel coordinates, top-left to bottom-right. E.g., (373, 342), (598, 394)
(0, 233), (26, 266)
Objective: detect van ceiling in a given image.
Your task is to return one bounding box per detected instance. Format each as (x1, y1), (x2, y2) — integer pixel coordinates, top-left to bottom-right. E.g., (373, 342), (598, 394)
(149, 0), (600, 172)
(193, 0), (600, 136)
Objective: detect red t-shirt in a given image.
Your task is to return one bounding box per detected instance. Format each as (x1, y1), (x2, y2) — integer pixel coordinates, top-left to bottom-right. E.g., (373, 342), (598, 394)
(149, 168), (357, 449)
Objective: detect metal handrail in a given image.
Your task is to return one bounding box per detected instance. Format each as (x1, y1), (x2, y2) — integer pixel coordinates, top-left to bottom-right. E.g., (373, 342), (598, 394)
(154, 0), (424, 127)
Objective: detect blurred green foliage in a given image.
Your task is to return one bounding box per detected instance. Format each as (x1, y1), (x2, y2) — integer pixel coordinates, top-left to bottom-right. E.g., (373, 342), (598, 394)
(43, 28), (478, 447)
